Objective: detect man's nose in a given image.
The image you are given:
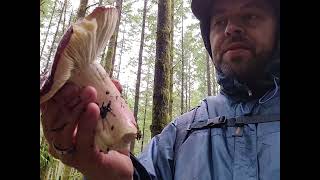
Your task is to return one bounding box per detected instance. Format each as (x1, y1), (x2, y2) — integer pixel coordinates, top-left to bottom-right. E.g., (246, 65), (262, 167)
(224, 20), (244, 36)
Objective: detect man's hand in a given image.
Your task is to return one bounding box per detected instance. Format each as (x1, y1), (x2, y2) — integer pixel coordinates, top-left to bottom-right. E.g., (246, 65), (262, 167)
(40, 81), (133, 180)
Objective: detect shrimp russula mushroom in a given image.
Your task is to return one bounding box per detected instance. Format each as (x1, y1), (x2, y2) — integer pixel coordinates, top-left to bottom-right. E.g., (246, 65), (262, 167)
(40, 6), (137, 152)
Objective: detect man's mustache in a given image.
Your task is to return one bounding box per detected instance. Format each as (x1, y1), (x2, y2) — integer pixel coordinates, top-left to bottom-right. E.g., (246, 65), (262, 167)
(222, 35), (254, 53)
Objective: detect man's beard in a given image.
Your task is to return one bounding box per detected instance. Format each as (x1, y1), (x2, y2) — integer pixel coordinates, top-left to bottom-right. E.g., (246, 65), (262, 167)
(213, 50), (272, 84)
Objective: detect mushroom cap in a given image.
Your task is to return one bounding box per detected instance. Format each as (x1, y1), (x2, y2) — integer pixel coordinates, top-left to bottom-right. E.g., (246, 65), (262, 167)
(40, 6), (118, 104)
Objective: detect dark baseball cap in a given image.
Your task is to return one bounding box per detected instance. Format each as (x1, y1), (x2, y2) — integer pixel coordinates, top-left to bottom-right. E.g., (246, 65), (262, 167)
(191, 0), (213, 21)
(191, 0), (279, 21)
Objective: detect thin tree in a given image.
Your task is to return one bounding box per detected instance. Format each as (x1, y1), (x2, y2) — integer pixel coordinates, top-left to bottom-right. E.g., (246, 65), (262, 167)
(46, 1), (66, 64)
(40, 0), (58, 59)
(180, 1), (184, 114)
(61, 0), (68, 33)
(212, 65), (217, 95)
(131, 0), (148, 152)
(67, 8), (74, 27)
(151, 0), (172, 137)
(206, 52), (212, 96)
(185, 57), (188, 110)
(187, 57), (191, 110)
(141, 67), (151, 153)
(104, 0), (123, 76)
(116, 25), (126, 80)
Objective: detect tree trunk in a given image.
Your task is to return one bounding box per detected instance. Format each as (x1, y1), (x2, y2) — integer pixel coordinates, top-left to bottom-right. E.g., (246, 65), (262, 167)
(151, 0), (172, 137)
(46, 1), (66, 64)
(99, 0), (103, 6)
(40, 0), (58, 59)
(104, 0), (123, 77)
(185, 58), (188, 110)
(206, 52), (212, 96)
(67, 8), (74, 27)
(141, 67), (151, 153)
(212, 66), (217, 95)
(124, 81), (129, 100)
(188, 57), (191, 110)
(62, 0), (68, 34)
(131, 0), (148, 152)
(76, 0), (88, 19)
(180, 2), (184, 115)
(169, 0), (174, 120)
(116, 24), (126, 80)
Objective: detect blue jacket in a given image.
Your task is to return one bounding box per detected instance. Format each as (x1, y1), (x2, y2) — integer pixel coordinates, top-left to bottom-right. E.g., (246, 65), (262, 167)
(135, 49), (280, 180)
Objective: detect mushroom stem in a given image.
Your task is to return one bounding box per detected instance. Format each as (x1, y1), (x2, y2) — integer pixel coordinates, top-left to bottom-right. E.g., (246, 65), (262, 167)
(70, 62), (137, 151)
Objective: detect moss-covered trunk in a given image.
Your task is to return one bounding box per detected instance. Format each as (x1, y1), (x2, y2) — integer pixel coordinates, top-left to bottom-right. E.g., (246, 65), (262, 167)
(151, 0), (172, 137)
(76, 0), (88, 18)
(180, 1), (184, 114)
(169, 0), (174, 121)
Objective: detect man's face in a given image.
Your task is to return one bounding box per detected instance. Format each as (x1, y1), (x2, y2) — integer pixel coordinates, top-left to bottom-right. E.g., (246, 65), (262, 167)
(209, 0), (277, 82)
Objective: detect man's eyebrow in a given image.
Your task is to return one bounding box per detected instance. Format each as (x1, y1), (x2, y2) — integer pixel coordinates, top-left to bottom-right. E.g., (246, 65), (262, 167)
(210, 9), (226, 18)
(210, 1), (272, 17)
(240, 1), (271, 11)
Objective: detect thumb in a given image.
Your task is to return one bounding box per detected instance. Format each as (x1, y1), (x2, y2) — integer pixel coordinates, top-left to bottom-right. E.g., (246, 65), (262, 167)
(76, 102), (100, 152)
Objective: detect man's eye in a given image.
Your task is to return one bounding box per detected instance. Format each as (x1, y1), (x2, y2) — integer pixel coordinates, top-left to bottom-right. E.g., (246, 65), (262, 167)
(214, 19), (227, 26)
(243, 14), (259, 22)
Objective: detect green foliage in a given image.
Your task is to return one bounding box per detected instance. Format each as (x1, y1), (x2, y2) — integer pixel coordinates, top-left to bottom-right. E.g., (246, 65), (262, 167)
(40, 140), (51, 173)
(40, 0), (54, 27)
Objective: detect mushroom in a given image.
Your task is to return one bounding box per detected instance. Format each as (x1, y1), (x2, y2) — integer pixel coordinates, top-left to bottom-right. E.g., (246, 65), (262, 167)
(40, 6), (137, 152)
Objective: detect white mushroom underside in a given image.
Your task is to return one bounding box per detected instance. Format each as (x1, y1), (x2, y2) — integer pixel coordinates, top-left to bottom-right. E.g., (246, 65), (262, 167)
(70, 63), (137, 151)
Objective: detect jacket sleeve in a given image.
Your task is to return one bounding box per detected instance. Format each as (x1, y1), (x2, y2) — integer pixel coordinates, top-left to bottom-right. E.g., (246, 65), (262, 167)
(136, 122), (177, 180)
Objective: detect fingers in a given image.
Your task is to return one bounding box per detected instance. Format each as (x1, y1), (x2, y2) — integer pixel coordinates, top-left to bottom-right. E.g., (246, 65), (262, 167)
(60, 102), (100, 168)
(52, 86), (98, 150)
(52, 82), (81, 107)
(76, 102), (100, 153)
(41, 83), (81, 135)
(40, 83), (99, 160)
(40, 82), (134, 179)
